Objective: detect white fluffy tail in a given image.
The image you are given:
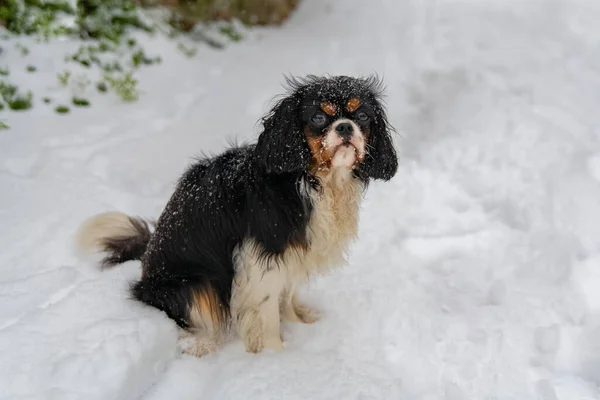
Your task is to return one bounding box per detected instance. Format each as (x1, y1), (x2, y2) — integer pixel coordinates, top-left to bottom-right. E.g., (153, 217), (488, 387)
(76, 211), (153, 268)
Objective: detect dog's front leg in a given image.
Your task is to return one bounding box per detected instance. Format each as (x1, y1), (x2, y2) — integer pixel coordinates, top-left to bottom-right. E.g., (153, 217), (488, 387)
(231, 264), (285, 354)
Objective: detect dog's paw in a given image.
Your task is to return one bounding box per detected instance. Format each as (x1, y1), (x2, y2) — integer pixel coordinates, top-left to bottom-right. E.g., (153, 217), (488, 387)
(263, 336), (283, 352)
(181, 343), (211, 358)
(293, 302), (321, 324)
(244, 334), (264, 354)
(179, 336), (217, 358)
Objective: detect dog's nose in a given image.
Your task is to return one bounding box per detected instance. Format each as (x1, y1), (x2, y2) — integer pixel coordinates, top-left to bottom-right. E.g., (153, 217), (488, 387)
(335, 122), (353, 136)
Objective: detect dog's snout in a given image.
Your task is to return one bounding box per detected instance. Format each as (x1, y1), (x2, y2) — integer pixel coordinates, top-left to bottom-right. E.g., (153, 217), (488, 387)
(335, 122), (353, 136)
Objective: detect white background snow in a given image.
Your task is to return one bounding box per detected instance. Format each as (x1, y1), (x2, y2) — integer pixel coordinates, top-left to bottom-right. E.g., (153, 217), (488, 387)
(2, 0), (600, 398)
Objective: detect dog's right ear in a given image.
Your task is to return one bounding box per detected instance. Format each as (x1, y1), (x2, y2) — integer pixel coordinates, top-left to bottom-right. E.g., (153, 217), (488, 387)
(255, 95), (311, 175)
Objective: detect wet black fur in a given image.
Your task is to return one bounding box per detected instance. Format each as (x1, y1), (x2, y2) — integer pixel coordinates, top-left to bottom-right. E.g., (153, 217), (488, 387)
(101, 75), (399, 330)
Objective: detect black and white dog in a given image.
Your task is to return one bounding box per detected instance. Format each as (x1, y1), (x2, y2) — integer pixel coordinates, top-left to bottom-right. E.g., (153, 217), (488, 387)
(77, 75), (398, 356)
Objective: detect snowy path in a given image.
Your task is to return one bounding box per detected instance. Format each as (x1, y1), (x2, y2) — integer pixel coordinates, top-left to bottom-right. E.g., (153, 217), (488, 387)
(3, 0), (600, 399)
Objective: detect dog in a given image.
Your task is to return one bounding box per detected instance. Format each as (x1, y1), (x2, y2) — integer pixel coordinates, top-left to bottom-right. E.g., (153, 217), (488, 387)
(76, 75), (398, 357)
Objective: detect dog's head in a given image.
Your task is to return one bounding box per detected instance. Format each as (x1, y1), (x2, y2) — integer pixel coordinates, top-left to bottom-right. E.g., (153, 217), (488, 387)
(255, 75), (398, 181)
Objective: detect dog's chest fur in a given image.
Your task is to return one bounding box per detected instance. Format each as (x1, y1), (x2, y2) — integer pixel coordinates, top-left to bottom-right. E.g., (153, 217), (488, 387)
(298, 169), (363, 277)
(235, 169), (363, 288)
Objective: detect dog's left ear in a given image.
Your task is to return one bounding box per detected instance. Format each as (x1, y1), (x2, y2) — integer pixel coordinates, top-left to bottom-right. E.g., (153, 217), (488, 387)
(357, 102), (398, 181)
(255, 95), (311, 175)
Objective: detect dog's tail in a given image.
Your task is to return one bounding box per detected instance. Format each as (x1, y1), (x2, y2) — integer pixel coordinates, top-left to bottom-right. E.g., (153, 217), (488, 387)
(76, 211), (153, 268)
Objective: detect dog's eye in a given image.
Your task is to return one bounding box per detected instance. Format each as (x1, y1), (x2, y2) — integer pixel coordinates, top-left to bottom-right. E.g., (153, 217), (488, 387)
(357, 112), (369, 122)
(311, 114), (327, 126)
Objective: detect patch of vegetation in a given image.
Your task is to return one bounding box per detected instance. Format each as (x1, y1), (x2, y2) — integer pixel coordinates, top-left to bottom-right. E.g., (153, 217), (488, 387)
(57, 71), (70, 86)
(8, 92), (33, 110)
(96, 81), (108, 93)
(16, 43), (29, 56)
(177, 42), (197, 57)
(55, 105), (70, 113)
(76, 0), (154, 42)
(0, 0), (285, 114)
(102, 60), (123, 73)
(0, 80), (33, 111)
(131, 48), (161, 67)
(219, 25), (242, 42)
(0, 121), (9, 130)
(104, 71), (139, 102)
(72, 96), (90, 107)
(43, 97), (51, 103)
(0, 81), (17, 100)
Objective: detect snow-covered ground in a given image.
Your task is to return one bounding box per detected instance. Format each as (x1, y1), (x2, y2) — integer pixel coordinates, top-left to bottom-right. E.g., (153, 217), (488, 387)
(3, 0), (600, 398)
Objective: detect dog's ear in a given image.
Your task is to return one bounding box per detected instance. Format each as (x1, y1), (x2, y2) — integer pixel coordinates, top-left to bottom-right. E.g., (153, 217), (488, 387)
(357, 102), (398, 181)
(255, 95), (311, 174)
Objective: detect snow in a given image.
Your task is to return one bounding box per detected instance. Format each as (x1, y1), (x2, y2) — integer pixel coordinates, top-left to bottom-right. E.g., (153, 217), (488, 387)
(2, 0), (600, 398)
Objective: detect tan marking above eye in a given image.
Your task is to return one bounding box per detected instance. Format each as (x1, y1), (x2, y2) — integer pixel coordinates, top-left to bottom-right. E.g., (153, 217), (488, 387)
(346, 97), (360, 112)
(320, 102), (337, 116)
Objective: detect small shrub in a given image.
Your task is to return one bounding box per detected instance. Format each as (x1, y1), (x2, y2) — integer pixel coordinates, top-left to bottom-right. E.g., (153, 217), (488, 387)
(131, 49), (160, 67)
(55, 105), (70, 113)
(96, 81), (108, 92)
(104, 71), (138, 102)
(43, 97), (52, 103)
(0, 67), (9, 76)
(0, 81), (32, 110)
(0, 81), (18, 100)
(219, 26), (242, 42)
(8, 92), (33, 110)
(57, 71), (71, 86)
(177, 42), (197, 57)
(72, 96), (90, 107)
(26, 65), (37, 72)
(102, 61), (123, 73)
(76, 0), (155, 42)
(0, 121), (8, 130)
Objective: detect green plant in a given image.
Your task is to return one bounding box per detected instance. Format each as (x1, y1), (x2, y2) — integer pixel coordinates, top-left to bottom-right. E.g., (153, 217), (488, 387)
(96, 81), (108, 92)
(0, 67), (8, 76)
(219, 25), (242, 42)
(57, 71), (71, 86)
(131, 48), (160, 67)
(0, 80), (33, 110)
(1, 0), (75, 43)
(76, 0), (154, 42)
(43, 97), (51, 103)
(0, 121), (8, 130)
(0, 81), (17, 100)
(8, 92), (33, 110)
(55, 105), (69, 113)
(104, 71), (138, 102)
(26, 65), (37, 72)
(102, 61), (123, 73)
(72, 96), (90, 106)
(177, 42), (197, 57)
